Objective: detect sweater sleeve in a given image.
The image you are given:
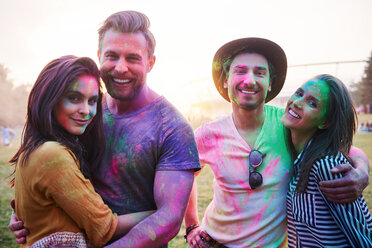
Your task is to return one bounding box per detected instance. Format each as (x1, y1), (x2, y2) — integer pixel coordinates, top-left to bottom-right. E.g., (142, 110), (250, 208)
(31, 142), (118, 247)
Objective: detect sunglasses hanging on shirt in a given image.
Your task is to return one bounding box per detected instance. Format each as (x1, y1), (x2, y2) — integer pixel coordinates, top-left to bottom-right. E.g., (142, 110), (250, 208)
(248, 149), (265, 189)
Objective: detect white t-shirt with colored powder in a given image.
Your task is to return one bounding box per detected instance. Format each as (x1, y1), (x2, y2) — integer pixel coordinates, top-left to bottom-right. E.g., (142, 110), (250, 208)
(195, 105), (292, 247)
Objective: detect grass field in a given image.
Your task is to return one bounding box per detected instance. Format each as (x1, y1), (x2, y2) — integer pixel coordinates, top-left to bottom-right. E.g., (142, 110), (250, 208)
(0, 115), (371, 247)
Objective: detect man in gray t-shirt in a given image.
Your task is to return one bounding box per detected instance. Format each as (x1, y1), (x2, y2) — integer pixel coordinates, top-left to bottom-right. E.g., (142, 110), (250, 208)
(93, 96), (200, 215)
(92, 11), (201, 247)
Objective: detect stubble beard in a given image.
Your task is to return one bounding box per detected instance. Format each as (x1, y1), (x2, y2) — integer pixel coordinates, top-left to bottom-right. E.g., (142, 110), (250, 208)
(231, 93), (266, 111)
(107, 82), (142, 102)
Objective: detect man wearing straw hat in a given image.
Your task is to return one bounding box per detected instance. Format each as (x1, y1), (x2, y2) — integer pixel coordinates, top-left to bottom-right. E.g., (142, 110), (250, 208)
(184, 37), (370, 247)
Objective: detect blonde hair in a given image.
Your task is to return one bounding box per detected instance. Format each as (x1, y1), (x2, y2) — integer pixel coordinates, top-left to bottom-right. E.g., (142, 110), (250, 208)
(98, 10), (156, 58)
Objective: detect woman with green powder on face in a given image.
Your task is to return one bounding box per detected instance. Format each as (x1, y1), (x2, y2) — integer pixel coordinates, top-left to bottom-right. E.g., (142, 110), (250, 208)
(10, 55), (153, 248)
(282, 74), (372, 247)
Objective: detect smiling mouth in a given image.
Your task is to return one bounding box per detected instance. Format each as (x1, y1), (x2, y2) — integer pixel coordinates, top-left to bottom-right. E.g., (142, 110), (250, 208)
(113, 78), (132, 85)
(239, 89), (257, 95)
(288, 108), (300, 119)
(72, 119), (89, 125)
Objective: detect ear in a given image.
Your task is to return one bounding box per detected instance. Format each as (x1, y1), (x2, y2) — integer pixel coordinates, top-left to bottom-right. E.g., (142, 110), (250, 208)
(147, 55), (156, 72)
(223, 78), (228, 89)
(268, 81), (272, 92)
(318, 121), (329, 129)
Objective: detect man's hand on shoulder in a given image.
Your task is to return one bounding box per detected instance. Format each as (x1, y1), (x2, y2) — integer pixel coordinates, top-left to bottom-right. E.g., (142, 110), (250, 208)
(319, 161), (369, 204)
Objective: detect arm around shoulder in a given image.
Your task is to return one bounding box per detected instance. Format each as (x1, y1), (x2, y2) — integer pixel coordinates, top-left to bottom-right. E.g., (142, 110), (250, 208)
(319, 147), (370, 204)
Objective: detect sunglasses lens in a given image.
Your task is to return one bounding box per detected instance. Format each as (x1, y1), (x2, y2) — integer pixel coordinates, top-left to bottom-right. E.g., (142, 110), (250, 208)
(250, 150), (262, 168)
(249, 171), (263, 189)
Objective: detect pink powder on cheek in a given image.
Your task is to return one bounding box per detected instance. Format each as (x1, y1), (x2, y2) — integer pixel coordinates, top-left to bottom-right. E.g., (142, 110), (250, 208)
(55, 100), (70, 127)
(58, 116), (69, 127)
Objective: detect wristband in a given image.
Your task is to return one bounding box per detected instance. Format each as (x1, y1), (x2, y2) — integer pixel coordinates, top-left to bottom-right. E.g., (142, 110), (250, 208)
(184, 224), (199, 241)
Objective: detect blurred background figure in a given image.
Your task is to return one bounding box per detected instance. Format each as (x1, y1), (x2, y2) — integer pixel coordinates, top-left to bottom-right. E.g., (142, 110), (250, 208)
(359, 122), (372, 132)
(1, 125), (15, 146)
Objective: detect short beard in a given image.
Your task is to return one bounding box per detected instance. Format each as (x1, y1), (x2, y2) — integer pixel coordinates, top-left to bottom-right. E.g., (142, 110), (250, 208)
(235, 98), (265, 110)
(106, 82), (142, 102)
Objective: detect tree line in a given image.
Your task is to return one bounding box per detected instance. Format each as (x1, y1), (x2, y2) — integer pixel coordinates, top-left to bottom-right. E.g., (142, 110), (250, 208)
(351, 51), (372, 113)
(0, 64), (29, 127)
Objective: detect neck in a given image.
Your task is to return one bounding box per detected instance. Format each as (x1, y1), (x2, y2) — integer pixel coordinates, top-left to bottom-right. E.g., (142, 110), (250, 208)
(290, 129), (314, 155)
(232, 103), (265, 131)
(231, 103), (265, 147)
(106, 86), (159, 115)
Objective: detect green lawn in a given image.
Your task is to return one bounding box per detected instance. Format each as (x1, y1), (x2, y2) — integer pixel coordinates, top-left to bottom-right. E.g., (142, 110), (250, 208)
(0, 143), (18, 247)
(1, 117), (371, 248)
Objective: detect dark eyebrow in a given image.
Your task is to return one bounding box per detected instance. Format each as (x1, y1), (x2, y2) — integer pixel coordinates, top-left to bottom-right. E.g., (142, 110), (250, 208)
(64, 91), (83, 97)
(65, 90), (83, 94)
(233, 64), (248, 69)
(307, 95), (320, 103)
(126, 53), (143, 60)
(104, 48), (141, 56)
(104, 49), (117, 55)
(233, 65), (268, 71)
(127, 52), (141, 57)
(65, 90), (98, 97)
(255, 66), (268, 71)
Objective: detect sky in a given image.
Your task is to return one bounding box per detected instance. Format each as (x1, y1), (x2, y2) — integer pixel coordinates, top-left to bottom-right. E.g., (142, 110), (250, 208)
(1, 0), (372, 113)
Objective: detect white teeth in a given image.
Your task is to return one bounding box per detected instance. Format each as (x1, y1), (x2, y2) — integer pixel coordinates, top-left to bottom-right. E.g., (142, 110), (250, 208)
(114, 78), (130, 84)
(288, 109), (300, 119)
(240, 90), (255, 94)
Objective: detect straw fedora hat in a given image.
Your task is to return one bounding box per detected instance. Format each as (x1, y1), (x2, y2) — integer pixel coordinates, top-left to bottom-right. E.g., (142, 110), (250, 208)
(212, 37), (287, 102)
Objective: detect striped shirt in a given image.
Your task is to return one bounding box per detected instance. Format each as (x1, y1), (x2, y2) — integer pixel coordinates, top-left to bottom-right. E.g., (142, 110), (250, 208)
(287, 148), (372, 248)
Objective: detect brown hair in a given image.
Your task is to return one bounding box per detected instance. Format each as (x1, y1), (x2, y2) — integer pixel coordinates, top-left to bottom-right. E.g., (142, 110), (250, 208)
(9, 55), (105, 186)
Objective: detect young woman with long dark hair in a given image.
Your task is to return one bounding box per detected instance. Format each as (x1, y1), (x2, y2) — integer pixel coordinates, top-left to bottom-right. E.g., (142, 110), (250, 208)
(282, 74), (372, 247)
(11, 55), (153, 248)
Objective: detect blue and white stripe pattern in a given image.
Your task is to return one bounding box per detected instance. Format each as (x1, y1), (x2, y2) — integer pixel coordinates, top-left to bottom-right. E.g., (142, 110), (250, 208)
(287, 149), (372, 247)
